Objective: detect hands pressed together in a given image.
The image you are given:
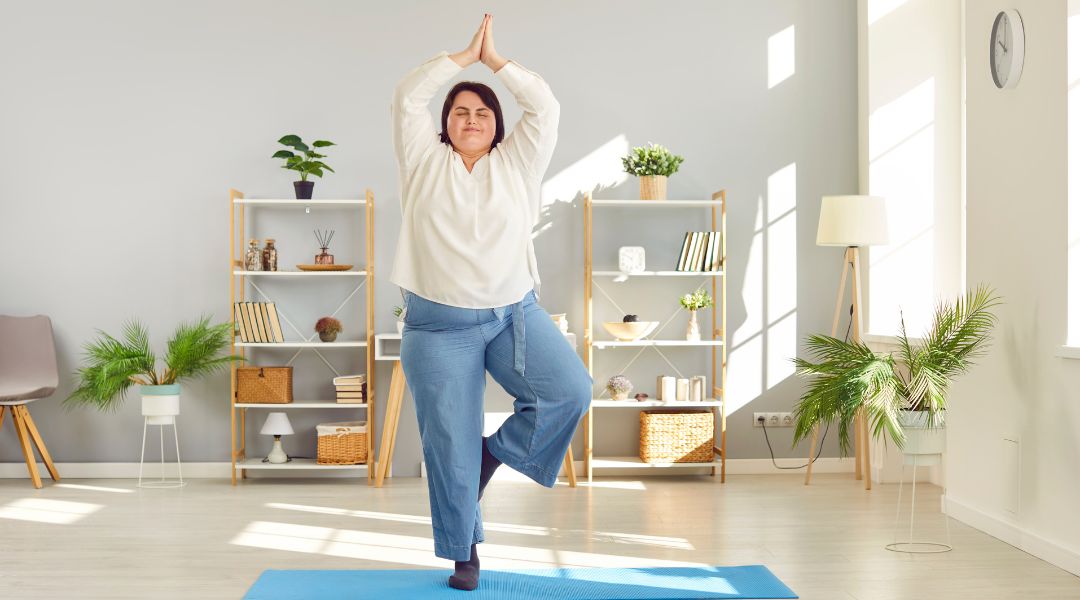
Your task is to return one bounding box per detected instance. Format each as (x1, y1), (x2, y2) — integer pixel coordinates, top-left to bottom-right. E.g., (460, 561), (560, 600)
(450, 13), (508, 72)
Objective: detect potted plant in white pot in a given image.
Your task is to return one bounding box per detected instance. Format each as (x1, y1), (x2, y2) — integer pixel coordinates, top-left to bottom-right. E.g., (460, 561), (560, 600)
(393, 304), (406, 334)
(791, 286), (999, 462)
(679, 289), (714, 342)
(65, 316), (240, 421)
(606, 375), (633, 401)
(621, 142), (685, 200)
(272, 134), (335, 200)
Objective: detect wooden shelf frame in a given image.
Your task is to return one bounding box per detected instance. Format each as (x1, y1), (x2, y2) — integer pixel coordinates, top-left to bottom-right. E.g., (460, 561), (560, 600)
(228, 189), (376, 485)
(582, 190), (728, 482)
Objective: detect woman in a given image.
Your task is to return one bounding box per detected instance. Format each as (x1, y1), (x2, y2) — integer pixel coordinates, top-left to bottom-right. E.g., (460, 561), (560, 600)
(389, 14), (593, 592)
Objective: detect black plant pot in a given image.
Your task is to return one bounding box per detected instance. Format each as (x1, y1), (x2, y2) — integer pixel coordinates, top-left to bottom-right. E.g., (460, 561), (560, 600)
(294, 181), (314, 200)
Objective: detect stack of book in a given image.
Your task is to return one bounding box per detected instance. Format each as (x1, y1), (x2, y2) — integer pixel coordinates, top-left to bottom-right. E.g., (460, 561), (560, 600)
(233, 302), (284, 343)
(675, 231), (723, 272)
(333, 374), (366, 404)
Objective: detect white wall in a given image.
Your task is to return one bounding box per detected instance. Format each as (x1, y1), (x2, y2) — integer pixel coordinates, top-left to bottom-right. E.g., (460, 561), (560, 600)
(949, 0), (1080, 576)
(0, 1), (858, 475)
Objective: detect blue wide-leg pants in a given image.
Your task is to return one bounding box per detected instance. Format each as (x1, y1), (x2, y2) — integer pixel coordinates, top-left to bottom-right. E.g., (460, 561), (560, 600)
(399, 288), (592, 561)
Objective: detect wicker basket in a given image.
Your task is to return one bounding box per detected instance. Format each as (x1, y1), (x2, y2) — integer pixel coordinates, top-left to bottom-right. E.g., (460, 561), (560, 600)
(235, 367), (293, 404)
(639, 175), (668, 200)
(316, 421), (368, 465)
(639, 409), (714, 463)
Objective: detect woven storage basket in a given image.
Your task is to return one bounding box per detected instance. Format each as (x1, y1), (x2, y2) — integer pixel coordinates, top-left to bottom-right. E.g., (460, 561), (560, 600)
(316, 421), (367, 465)
(639, 409), (714, 463)
(235, 366), (293, 404)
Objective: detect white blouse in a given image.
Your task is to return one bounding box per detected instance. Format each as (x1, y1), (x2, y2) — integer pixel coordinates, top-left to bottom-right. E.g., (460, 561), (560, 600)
(388, 51), (560, 308)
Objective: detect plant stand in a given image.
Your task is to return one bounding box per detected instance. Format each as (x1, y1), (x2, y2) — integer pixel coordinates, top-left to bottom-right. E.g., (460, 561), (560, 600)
(885, 457), (952, 553)
(138, 416), (185, 489)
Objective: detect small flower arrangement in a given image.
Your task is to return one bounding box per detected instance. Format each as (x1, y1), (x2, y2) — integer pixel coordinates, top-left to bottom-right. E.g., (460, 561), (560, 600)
(315, 317), (342, 342)
(606, 374), (633, 400)
(621, 143), (685, 177)
(679, 289), (714, 312)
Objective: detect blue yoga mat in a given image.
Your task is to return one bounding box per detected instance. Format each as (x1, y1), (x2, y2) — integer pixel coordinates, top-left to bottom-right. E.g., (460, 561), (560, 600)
(244, 565), (797, 599)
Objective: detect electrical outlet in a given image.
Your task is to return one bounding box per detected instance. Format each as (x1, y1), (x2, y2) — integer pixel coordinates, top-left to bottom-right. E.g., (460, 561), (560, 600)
(753, 412), (795, 427)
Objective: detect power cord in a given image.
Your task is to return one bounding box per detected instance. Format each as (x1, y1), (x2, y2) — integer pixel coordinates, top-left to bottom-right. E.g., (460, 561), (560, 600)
(757, 301), (853, 470)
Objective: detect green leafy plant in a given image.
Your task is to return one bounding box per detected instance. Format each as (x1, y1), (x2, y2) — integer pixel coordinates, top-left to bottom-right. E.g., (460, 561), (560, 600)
(65, 316), (240, 412)
(679, 289), (714, 311)
(792, 285), (999, 455)
(273, 134), (336, 181)
(392, 305), (406, 320)
(314, 317), (343, 335)
(621, 142), (685, 177)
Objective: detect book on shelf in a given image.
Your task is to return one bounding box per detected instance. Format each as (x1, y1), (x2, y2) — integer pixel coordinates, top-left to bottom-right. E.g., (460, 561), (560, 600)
(232, 302), (285, 343)
(675, 231), (723, 272)
(676, 232), (692, 271)
(333, 373), (366, 385)
(334, 384), (364, 392)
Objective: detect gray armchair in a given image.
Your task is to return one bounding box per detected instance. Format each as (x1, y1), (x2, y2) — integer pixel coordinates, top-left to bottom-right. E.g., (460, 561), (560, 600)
(0, 315), (61, 488)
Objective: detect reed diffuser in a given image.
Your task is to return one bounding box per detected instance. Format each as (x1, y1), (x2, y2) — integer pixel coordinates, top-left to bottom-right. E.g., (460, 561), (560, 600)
(314, 229), (335, 265)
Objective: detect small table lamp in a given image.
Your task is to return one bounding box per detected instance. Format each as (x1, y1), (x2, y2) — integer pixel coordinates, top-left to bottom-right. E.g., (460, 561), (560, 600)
(260, 412), (294, 464)
(806, 195), (888, 489)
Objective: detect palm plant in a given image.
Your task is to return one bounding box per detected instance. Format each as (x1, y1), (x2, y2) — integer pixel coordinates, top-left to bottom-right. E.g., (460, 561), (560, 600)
(792, 285), (999, 454)
(65, 316), (240, 412)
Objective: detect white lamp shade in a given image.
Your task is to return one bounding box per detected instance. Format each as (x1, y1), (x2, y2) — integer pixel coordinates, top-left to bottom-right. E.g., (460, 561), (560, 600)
(260, 412), (294, 436)
(816, 195), (889, 247)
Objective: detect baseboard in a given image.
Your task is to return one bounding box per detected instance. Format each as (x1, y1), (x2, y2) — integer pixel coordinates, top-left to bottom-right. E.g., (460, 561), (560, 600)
(419, 457), (862, 479)
(945, 494), (1080, 577)
(0, 462), (366, 479)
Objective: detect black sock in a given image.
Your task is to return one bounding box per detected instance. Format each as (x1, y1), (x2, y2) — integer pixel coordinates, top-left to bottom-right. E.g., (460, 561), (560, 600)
(478, 436), (502, 501)
(448, 543), (480, 591)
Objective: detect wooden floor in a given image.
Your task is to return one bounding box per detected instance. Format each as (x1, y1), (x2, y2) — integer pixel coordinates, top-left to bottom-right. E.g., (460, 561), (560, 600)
(0, 473), (1077, 599)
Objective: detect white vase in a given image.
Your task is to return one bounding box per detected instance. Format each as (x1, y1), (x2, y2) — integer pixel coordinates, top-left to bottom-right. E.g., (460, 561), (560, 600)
(686, 310), (700, 341)
(396, 320), (404, 335)
(610, 390), (629, 401)
(141, 384), (180, 425)
(898, 410), (946, 466)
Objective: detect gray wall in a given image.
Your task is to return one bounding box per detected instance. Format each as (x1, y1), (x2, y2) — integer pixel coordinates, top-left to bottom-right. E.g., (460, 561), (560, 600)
(0, 1), (856, 475)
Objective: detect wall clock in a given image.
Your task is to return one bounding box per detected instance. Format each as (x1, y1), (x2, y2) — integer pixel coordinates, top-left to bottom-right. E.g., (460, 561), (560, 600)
(991, 9), (1025, 89)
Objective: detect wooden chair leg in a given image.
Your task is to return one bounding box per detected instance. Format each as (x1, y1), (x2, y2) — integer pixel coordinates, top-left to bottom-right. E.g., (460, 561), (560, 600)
(0, 406), (7, 430)
(375, 361), (407, 487)
(563, 446), (577, 487)
(10, 406), (42, 489)
(19, 406), (59, 482)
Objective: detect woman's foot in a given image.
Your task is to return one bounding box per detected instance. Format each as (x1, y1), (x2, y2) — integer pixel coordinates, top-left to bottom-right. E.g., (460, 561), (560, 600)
(448, 543), (480, 591)
(478, 436), (502, 501)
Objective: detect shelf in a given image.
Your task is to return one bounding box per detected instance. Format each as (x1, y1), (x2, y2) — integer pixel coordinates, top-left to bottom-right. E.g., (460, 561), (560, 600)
(233, 199), (366, 207)
(234, 402), (367, 409)
(593, 270), (724, 277)
(590, 199), (725, 207)
(233, 270), (366, 277)
(234, 342), (367, 348)
(591, 399), (723, 408)
(592, 339), (724, 348)
(235, 458), (367, 470)
(589, 456), (719, 469)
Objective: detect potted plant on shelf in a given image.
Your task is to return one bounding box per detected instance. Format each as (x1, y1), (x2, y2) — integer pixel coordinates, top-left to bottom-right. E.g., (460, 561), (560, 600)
(315, 317), (342, 342)
(606, 375), (633, 401)
(621, 142), (685, 200)
(65, 316), (239, 420)
(392, 305), (406, 334)
(679, 289), (714, 341)
(272, 134), (336, 200)
(792, 286), (999, 462)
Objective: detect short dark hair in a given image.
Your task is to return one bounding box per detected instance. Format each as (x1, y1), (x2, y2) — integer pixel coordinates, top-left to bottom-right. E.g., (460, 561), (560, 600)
(439, 81), (505, 148)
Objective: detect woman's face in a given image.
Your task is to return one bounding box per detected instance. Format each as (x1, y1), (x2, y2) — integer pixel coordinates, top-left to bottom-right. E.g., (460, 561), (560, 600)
(447, 90), (496, 155)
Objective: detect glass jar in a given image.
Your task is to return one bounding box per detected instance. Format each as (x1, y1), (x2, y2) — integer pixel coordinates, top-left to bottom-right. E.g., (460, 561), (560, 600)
(262, 239), (278, 272)
(245, 239), (263, 271)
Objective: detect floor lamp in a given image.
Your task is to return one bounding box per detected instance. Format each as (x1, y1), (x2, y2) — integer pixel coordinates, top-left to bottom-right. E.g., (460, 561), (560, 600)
(805, 195), (888, 489)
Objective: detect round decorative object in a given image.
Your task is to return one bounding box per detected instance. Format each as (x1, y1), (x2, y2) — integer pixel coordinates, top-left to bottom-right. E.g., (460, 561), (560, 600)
(618, 246), (646, 274)
(319, 331), (338, 343)
(602, 321), (659, 341)
(296, 264), (353, 271)
(990, 9), (1025, 89)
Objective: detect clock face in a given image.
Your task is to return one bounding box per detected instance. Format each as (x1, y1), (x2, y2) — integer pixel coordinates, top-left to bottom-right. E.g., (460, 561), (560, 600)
(990, 10), (1024, 89)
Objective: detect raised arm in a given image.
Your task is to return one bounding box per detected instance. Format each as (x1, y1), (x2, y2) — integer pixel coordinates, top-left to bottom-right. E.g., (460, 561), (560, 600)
(390, 18), (487, 176)
(482, 16), (560, 179)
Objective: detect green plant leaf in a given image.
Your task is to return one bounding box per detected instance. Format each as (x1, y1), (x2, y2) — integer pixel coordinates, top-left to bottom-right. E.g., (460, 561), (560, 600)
(278, 134), (303, 148)
(313, 140), (335, 147)
(272, 150), (295, 159)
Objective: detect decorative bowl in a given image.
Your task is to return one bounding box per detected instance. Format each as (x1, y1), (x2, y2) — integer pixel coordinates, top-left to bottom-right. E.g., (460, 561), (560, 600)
(601, 321), (658, 341)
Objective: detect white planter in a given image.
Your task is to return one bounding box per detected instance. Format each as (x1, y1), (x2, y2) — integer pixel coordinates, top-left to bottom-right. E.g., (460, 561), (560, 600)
(396, 320), (405, 335)
(141, 384), (180, 425)
(898, 410), (945, 466)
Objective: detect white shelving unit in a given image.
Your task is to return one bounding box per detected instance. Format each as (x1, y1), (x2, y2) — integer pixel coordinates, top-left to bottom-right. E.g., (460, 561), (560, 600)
(228, 190), (376, 485)
(583, 190), (728, 482)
